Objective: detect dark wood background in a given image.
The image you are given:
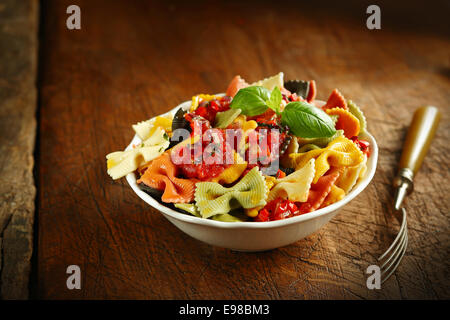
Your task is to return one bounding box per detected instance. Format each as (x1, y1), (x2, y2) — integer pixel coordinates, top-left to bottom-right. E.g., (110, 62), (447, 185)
(34, 0), (449, 299)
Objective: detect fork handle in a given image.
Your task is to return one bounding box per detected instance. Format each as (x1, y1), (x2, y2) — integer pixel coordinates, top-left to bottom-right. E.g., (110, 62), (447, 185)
(399, 106), (441, 176)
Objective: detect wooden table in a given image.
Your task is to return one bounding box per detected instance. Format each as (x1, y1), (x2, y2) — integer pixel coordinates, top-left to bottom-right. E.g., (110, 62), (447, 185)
(3, 0), (449, 299)
(0, 0), (38, 299)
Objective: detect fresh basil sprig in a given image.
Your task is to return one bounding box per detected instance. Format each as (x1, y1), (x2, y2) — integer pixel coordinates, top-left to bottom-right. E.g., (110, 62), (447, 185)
(229, 86), (270, 116)
(230, 85), (283, 116)
(281, 101), (336, 138)
(266, 87), (282, 115)
(230, 86), (336, 138)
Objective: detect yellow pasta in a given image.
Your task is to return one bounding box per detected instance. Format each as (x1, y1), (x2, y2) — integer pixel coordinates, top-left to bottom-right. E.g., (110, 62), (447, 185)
(335, 154), (368, 193)
(190, 94), (219, 112)
(242, 119), (258, 132)
(106, 127), (170, 180)
(321, 184), (346, 208)
(313, 136), (364, 183)
(132, 115), (172, 141)
(267, 158), (315, 202)
(211, 163), (247, 184)
(250, 72), (284, 91)
(235, 119), (259, 153)
(286, 136), (364, 183)
(286, 148), (323, 171)
(107, 147), (164, 180)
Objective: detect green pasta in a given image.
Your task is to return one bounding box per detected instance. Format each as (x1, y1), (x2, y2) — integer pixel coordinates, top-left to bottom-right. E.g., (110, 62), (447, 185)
(214, 108), (242, 128)
(297, 144), (321, 153)
(297, 129), (344, 148)
(347, 100), (367, 133)
(329, 114), (339, 125)
(194, 167), (267, 218)
(174, 203), (201, 218)
(212, 211), (249, 222)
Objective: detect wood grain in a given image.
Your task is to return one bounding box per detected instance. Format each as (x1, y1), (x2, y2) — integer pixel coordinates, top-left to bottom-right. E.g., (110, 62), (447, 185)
(0, 0), (38, 299)
(37, 0), (450, 299)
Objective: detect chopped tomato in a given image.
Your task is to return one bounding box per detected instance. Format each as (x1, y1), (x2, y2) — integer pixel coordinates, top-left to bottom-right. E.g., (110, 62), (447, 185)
(255, 199), (301, 221)
(254, 208), (270, 222)
(275, 169), (286, 179)
(350, 136), (371, 157)
(219, 96), (232, 110)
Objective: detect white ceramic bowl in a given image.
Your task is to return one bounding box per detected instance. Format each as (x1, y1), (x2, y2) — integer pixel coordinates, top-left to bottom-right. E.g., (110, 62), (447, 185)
(126, 97), (378, 252)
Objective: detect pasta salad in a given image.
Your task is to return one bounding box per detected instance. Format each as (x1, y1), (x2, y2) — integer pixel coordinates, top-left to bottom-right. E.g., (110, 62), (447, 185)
(107, 72), (371, 222)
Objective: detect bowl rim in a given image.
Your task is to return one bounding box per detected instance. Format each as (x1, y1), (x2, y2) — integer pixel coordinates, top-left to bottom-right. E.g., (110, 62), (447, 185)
(125, 96), (378, 229)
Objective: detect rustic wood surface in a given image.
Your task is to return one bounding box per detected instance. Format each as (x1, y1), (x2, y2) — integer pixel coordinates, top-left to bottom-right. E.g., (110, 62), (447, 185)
(37, 0), (449, 299)
(0, 0), (38, 299)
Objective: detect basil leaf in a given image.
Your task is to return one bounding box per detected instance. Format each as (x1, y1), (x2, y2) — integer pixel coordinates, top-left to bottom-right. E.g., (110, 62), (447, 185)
(230, 86), (270, 116)
(281, 101), (336, 138)
(266, 86), (282, 115)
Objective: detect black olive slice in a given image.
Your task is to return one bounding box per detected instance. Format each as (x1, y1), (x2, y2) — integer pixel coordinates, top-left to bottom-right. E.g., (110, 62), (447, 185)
(279, 135), (293, 156)
(171, 107), (191, 132)
(280, 166), (295, 176)
(169, 107), (192, 148)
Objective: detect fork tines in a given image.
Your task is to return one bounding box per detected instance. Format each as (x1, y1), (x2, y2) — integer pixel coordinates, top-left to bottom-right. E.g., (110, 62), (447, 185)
(378, 208), (408, 284)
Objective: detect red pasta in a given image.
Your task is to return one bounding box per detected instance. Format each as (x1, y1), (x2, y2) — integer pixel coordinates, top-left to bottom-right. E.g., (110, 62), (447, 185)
(322, 88), (348, 111)
(298, 171), (340, 214)
(306, 80), (316, 103)
(225, 75), (250, 97)
(138, 153), (198, 203)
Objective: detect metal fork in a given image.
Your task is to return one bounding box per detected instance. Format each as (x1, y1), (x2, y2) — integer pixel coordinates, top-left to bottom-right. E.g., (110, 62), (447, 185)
(380, 106), (440, 283)
(378, 208), (408, 283)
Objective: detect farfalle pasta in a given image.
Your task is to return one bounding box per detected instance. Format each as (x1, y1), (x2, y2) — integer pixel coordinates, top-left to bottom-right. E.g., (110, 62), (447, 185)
(313, 136), (365, 182)
(347, 100), (367, 134)
(194, 167), (267, 218)
(297, 129), (344, 149)
(298, 171), (341, 213)
(133, 116), (172, 141)
(107, 73), (372, 222)
(137, 152), (198, 203)
(325, 108), (360, 138)
(106, 127), (170, 179)
(334, 155), (368, 193)
(210, 162), (247, 184)
(267, 159), (315, 203)
(321, 184), (346, 208)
